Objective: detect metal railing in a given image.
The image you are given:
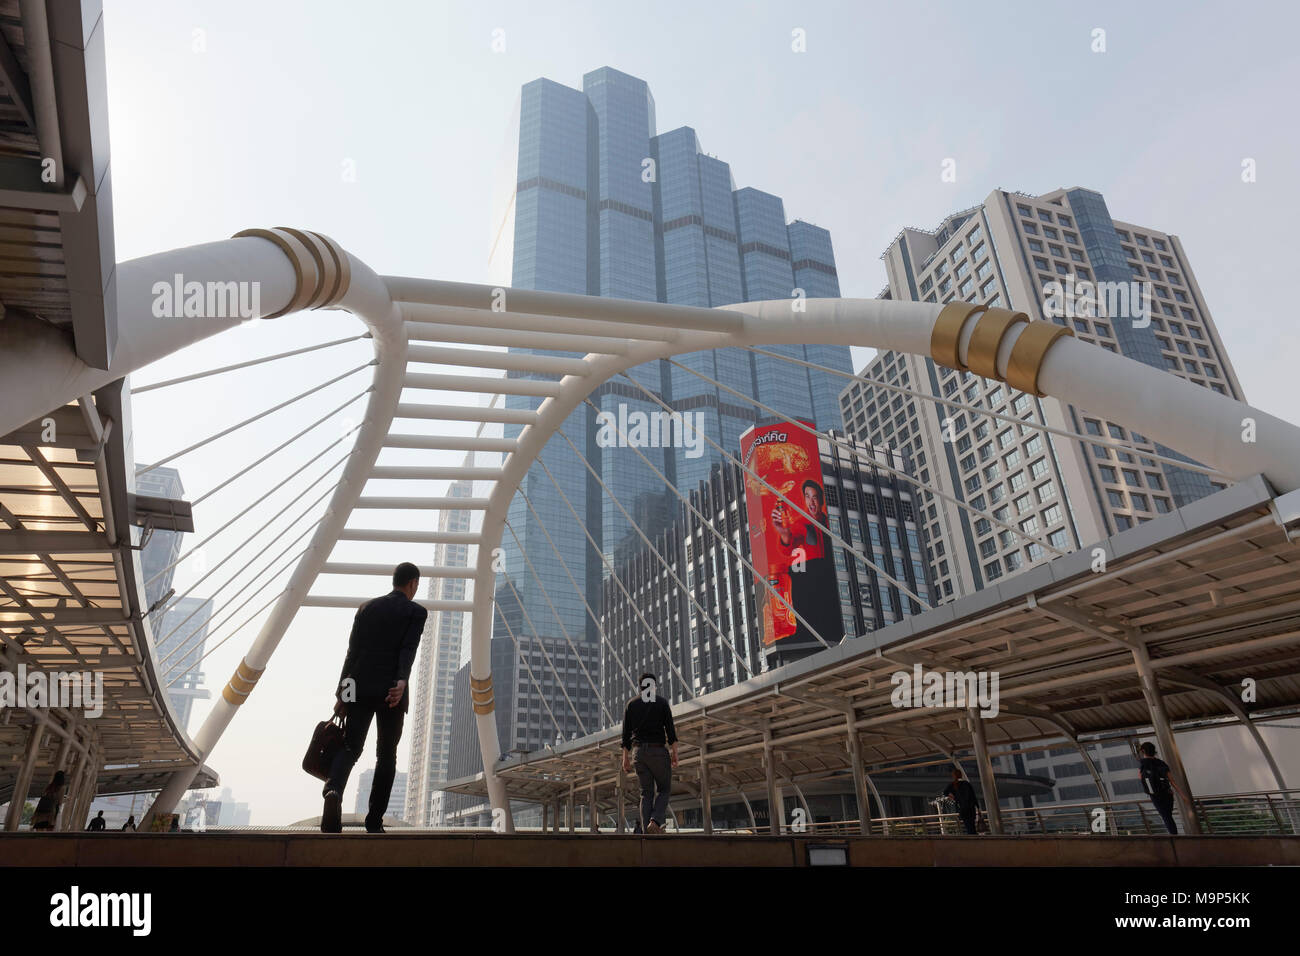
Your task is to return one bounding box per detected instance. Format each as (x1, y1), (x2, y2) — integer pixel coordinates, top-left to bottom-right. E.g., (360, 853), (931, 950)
(785, 789), (1300, 837)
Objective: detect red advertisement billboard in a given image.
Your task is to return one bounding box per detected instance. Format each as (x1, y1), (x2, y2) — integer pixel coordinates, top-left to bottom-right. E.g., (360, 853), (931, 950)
(740, 422), (844, 647)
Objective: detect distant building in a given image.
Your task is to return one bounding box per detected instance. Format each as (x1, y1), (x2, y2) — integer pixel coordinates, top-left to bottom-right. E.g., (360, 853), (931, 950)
(135, 465), (185, 633)
(153, 596), (211, 733)
(844, 186), (1241, 603)
(354, 769), (407, 821)
(493, 66), (854, 767)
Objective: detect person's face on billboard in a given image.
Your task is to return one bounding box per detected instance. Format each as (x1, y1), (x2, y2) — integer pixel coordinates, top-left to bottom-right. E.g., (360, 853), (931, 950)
(804, 484), (823, 517)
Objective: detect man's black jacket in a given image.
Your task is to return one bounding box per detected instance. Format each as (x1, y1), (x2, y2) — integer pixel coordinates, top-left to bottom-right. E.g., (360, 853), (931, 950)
(336, 589), (427, 712)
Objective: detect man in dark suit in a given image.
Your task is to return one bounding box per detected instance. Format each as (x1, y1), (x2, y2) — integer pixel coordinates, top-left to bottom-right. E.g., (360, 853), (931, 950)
(321, 562), (426, 834)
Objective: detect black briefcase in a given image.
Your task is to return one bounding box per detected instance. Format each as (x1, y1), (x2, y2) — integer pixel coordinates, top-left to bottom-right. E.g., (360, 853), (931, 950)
(302, 714), (345, 781)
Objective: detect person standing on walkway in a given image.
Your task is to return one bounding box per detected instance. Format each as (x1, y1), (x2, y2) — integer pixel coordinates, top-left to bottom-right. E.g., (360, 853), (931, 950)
(321, 562), (426, 834)
(621, 673), (678, 834)
(86, 810), (106, 831)
(943, 767), (982, 835)
(1138, 741), (1186, 835)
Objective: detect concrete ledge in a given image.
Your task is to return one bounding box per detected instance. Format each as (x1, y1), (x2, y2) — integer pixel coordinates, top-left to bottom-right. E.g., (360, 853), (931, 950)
(0, 833), (1294, 867)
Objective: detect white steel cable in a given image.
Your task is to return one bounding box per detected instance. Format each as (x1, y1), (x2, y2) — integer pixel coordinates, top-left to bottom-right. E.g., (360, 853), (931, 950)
(501, 517), (616, 725)
(156, 476), (343, 671)
(151, 448), (352, 653)
(136, 361), (373, 478)
(131, 334), (370, 394)
(193, 392), (367, 506)
(533, 455), (695, 698)
(513, 486), (639, 698)
(664, 359), (1069, 561)
(145, 435), (358, 590)
(554, 416), (768, 665)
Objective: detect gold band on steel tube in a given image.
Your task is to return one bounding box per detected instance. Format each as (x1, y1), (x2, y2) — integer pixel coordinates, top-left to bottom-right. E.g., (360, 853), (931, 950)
(965, 307), (1029, 380)
(221, 659), (265, 706)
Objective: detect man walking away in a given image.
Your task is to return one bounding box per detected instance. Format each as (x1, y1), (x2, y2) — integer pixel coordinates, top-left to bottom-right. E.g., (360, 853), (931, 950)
(86, 810), (106, 832)
(943, 767), (981, 835)
(621, 673), (678, 834)
(322, 562), (427, 834)
(1138, 741), (1185, 835)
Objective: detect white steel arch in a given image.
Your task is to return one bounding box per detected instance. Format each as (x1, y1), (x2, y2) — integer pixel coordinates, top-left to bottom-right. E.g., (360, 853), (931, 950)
(6, 232), (1300, 830)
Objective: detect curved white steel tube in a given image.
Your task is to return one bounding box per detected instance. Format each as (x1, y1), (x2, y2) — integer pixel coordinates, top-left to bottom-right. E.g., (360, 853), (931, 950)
(143, 236), (405, 824)
(9, 243), (1300, 831)
(386, 286), (1300, 828)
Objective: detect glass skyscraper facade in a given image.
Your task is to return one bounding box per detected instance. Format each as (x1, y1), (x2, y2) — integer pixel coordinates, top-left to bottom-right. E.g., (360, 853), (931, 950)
(499, 67), (853, 743)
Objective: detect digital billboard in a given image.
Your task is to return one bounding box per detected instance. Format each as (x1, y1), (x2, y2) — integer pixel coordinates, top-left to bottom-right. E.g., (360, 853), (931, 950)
(739, 422), (845, 647)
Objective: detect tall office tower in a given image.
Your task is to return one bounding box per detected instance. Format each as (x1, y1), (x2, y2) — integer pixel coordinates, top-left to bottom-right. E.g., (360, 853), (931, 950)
(494, 67), (853, 747)
(840, 187), (1242, 602)
(600, 430), (932, 718)
(405, 480), (475, 827)
(135, 465), (185, 633)
(153, 596), (211, 733)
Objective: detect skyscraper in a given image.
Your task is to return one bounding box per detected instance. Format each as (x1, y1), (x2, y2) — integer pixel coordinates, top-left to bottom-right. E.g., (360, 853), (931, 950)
(495, 67), (854, 751)
(136, 465), (185, 632)
(840, 186), (1242, 602)
(405, 480), (474, 827)
(355, 769), (407, 822)
(154, 596), (212, 734)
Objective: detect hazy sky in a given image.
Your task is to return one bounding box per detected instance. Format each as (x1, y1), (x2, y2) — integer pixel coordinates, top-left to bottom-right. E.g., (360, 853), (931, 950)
(101, 0), (1300, 824)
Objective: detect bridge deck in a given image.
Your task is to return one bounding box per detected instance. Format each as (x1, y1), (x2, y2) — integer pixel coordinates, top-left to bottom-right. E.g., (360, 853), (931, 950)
(3, 832), (1297, 867)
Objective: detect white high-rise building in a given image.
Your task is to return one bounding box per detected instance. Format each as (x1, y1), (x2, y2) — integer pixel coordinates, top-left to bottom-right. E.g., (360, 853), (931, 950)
(841, 186), (1244, 603)
(840, 187), (1246, 811)
(405, 479), (475, 826)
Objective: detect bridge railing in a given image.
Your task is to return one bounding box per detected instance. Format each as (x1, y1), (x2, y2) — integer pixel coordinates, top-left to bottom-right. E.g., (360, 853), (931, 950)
(787, 789), (1300, 837)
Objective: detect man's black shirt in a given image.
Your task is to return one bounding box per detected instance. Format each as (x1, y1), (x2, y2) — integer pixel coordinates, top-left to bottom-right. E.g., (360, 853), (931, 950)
(621, 695), (677, 749)
(337, 589), (427, 713)
(1140, 756), (1173, 798)
(944, 779), (979, 813)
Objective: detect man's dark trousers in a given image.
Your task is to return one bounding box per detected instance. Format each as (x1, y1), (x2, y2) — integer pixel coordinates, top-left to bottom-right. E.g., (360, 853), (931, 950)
(325, 694), (403, 828)
(1151, 792), (1178, 834)
(634, 743), (672, 829)
(959, 807), (978, 835)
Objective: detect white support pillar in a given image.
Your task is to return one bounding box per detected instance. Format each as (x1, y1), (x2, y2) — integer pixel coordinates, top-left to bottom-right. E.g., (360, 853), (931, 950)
(59, 741), (89, 831)
(968, 708), (1003, 834)
(864, 772), (889, 836)
(846, 709), (871, 836)
(762, 723), (780, 836)
(51, 731), (72, 831)
(4, 725), (43, 830)
(74, 745), (99, 831)
(616, 765), (626, 834)
(698, 730), (713, 835)
(1132, 643), (1202, 834)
